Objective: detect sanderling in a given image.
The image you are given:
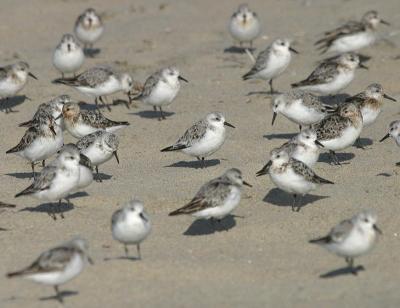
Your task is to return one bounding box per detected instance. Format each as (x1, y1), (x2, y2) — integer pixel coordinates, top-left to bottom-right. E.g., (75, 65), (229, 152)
(340, 83), (396, 148)
(271, 90), (333, 129)
(169, 168), (251, 226)
(14, 149), (81, 219)
(59, 102), (129, 138)
(309, 210), (382, 275)
(292, 53), (366, 95)
(19, 94), (71, 128)
(313, 102), (363, 165)
(315, 11), (390, 54)
(0, 61), (37, 112)
(53, 34), (84, 78)
(111, 199), (152, 259)
(7, 237), (93, 303)
(131, 67), (188, 120)
(380, 120), (400, 165)
(256, 149), (333, 212)
(6, 116), (63, 177)
(161, 112), (235, 168)
(59, 144), (93, 190)
(228, 4), (261, 48)
(76, 130), (119, 181)
(74, 8), (104, 50)
(259, 129), (323, 169)
(243, 38), (298, 94)
(53, 66), (133, 107)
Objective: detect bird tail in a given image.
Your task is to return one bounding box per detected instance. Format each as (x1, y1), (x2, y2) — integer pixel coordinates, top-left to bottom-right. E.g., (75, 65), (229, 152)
(315, 175), (334, 185)
(130, 93), (143, 101)
(18, 120), (33, 127)
(6, 144), (21, 154)
(168, 208), (184, 216)
(160, 144), (187, 152)
(52, 77), (75, 86)
(111, 120), (130, 127)
(15, 184), (35, 198)
(309, 236), (329, 244)
(242, 71), (254, 80)
(6, 269), (27, 278)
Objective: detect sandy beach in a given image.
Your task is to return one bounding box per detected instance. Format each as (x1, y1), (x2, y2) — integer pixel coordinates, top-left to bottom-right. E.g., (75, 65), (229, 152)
(1, 0), (400, 307)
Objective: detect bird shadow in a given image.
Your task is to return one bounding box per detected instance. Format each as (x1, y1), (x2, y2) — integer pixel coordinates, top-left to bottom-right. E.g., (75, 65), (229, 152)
(165, 159), (220, 169)
(352, 138), (373, 148)
(84, 48), (101, 57)
(129, 110), (175, 119)
(6, 172), (34, 179)
(95, 172), (112, 182)
(183, 215), (237, 236)
(69, 192), (89, 199)
(103, 256), (140, 262)
(318, 152), (355, 164)
(0, 95), (29, 113)
(112, 99), (132, 109)
(376, 172), (392, 177)
(319, 265), (365, 278)
(319, 94), (351, 105)
(262, 188), (329, 211)
(223, 46), (255, 54)
(19, 202), (74, 216)
(40, 290), (78, 302)
(263, 133), (297, 140)
(246, 90), (278, 97)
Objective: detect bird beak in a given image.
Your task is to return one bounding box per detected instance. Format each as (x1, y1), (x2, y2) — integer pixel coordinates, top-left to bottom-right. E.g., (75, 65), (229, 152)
(28, 72), (38, 80)
(359, 63), (368, 70)
(289, 47), (299, 54)
(88, 256), (94, 265)
(380, 19), (391, 26)
(224, 121), (235, 128)
(271, 112), (277, 126)
(383, 93), (397, 102)
(139, 212), (148, 222)
(49, 125), (56, 136)
(178, 76), (189, 83)
(373, 224), (383, 235)
(379, 133), (390, 142)
(315, 140), (324, 147)
(113, 151), (120, 164)
(243, 180), (252, 187)
(256, 160), (272, 177)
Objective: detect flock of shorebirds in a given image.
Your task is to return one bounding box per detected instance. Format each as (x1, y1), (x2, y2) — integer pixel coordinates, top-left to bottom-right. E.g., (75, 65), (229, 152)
(2, 4), (399, 303)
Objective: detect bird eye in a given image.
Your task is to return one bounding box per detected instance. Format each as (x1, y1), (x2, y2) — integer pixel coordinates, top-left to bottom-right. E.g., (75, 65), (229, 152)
(215, 117), (220, 121)
(69, 156), (74, 160)
(390, 128), (394, 131)
(306, 136), (310, 139)
(276, 155), (280, 158)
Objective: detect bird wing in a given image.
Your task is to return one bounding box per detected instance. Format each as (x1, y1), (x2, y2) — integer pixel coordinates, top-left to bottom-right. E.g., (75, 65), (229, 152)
(243, 47), (271, 78)
(313, 114), (350, 140)
(290, 158), (333, 184)
(299, 61), (338, 86)
(6, 127), (39, 153)
(170, 180), (231, 215)
(76, 131), (103, 150)
(315, 20), (365, 47)
(135, 71), (162, 99)
(328, 219), (354, 243)
(26, 246), (76, 274)
(176, 120), (208, 147)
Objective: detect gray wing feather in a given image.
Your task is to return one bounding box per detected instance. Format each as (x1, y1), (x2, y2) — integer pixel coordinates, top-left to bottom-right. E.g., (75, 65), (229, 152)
(313, 114), (350, 140)
(329, 219), (354, 243)
(76, 131), (103, 150)
(176, 120), (208, 147)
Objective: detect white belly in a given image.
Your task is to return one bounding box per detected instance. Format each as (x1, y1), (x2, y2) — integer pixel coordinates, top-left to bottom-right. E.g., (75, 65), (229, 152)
(144, 82), (180, 106)
(281, 100), (326, 125)
(182, 129), (225, 158)
(255, 53), (291, 80)
(321, 125), (362, 151)
(0, 77), (25, 97)
(78, 166), (93, 189)
(328, 32), (376, 54)
(326, 230), (376, 258)
(229, 19), (260, 42)
(76, 77), (120, 98)
(18, 134), (64, 162)
(53, 49), (84, 74)
(270, 168), (316, 195)
(361, 106), (380, 127)
(66, 122), (99, 139)
(301, 71), (354, 95)
(112, 215), (151, 245)
(81, 145), (113, 166)
(292, 147), (319, 168)
(192, 187), (241, 220)
(27, 254), (84, 286)
(75, 25), (104, 44)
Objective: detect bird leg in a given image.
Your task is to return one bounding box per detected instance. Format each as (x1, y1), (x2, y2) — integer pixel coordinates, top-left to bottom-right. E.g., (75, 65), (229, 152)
(54, 285), (63, 303)
(58, 200), (64, 219)
(159, 107), (166, 120)
(345, 257), (358, 275)
(48, 203), (57, 220)
(95, 166), (102, 182)
(124, 244), (129, 257)
(42, 160), (45, 167)
(329, 150), (341, 166)
(99, 96), (111, 111)
(136, 244), (141, 260)
(269, 79), (274, 94)
(299, 125), (302, 131)
(291, 194), (297, 212)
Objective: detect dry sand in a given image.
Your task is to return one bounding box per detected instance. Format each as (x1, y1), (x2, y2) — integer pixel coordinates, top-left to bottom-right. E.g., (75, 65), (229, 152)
(1, 0), (400, 307)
